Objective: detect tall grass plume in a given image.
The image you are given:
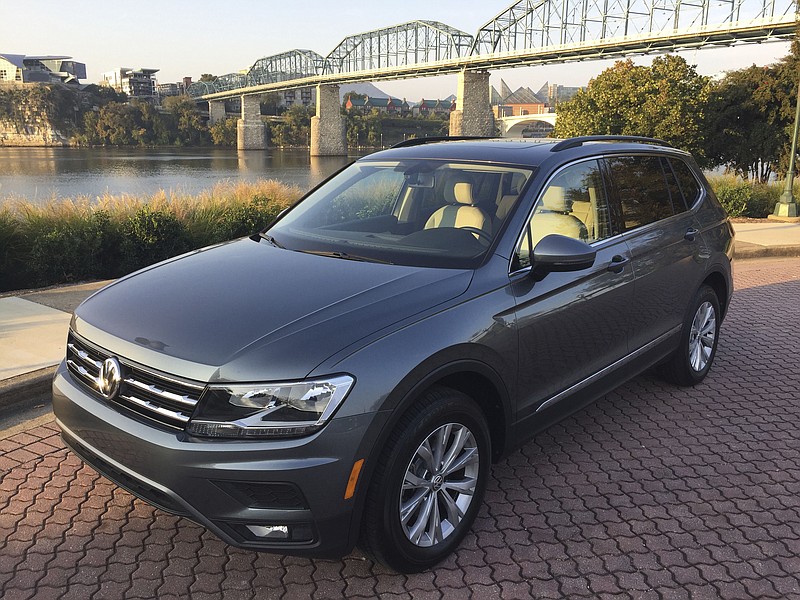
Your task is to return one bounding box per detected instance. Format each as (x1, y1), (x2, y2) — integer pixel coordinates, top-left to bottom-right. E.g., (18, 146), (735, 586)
(0, 179), (302, 292)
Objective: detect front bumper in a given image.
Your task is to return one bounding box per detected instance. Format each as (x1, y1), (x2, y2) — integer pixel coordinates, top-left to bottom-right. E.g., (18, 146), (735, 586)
(52, 361), (381, 557)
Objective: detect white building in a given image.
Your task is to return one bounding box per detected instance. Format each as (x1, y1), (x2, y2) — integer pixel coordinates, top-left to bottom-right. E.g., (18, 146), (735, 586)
(101, 67), (159, 100)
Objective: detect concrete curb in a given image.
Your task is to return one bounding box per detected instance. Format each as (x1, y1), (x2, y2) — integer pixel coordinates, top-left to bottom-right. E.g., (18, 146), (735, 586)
(734, 243), (800, 260)
(0, 366), (56, 411)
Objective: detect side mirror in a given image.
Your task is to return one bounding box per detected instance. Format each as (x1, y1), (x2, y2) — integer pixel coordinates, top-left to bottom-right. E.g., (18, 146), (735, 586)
(532, 234), (596, 276)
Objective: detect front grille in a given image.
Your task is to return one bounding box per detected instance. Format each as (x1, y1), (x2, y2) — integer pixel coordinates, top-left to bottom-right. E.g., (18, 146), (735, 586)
(66, 332), (205, 430)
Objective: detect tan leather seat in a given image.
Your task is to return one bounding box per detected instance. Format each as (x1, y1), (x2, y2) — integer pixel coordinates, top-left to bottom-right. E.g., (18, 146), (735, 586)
(570, 187), (598, 241)
(528, 186), (588, 248)
(495, 194), (517, 222)
(425, 181), (492, 237)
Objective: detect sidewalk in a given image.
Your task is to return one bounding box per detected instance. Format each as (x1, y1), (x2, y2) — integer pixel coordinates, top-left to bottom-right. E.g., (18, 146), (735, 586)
(1, 221), (799, 407)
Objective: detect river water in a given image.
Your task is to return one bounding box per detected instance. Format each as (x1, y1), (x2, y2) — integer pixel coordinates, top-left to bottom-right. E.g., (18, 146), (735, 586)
(0, 147), (359, 204)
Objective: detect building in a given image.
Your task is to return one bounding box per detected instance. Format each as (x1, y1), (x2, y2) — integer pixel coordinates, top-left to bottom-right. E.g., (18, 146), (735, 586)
(537, 82), (583, 108)
(0, 53), (86, 84)
(344, 94), (410, 114)
(101, 67), (159, 101)
(492, 80), (547, 118)
(281, 87), (314, 107)
(157, 77), (193, 99)
(413, 99), (455, 117)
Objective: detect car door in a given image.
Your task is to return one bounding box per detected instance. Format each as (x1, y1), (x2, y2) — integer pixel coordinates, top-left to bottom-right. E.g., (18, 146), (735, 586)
(511, 159), (634, 423)
(603, 154), (707, 351)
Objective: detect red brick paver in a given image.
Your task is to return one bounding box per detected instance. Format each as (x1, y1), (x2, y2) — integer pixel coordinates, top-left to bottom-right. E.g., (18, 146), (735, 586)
(2, 257), (799, 599)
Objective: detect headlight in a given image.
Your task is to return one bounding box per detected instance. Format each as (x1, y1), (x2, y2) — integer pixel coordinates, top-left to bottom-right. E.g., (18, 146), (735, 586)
(186, 375), (354, 439)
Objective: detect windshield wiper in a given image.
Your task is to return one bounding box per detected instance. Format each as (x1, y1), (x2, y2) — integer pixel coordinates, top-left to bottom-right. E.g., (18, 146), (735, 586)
(301, 250), (393, 265)
(254, 232), (284, 248)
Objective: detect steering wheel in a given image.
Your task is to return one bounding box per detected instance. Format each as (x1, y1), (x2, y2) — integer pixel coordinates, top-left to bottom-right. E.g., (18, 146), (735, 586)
(459, 226), (492, 243)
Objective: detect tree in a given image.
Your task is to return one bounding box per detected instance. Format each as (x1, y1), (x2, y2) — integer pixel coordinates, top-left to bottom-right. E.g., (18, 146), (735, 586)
(209, 117), (238, 146)
(94, 103), (138, 145)
(270, 104), (313, 146)
(199, 74), (218, 83)
(704, 37), (798, 181)
(162, 96), (209, 145)
(706, 66), (784, 181)
(771, 32), (800, 177)
(553, 55), (711, 165)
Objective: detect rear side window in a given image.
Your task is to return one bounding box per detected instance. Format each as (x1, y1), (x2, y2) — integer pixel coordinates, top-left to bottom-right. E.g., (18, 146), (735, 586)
(605, 156), (674, 230)
(669, 158), (702, 208)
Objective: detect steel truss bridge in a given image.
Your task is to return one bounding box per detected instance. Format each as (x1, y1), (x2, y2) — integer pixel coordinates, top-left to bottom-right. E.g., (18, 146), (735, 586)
(189, 0), (798, 101)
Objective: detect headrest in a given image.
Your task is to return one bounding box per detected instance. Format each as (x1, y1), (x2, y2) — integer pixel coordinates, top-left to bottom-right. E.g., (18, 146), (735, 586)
(541, 186), (567, 212)
(496, 194), (517, 220)
(453, 182), (475, 205)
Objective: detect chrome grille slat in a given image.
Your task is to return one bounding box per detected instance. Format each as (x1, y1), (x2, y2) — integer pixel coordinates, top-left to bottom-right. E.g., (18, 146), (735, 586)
(67, 343), (102, 371)
(123, 378), (197, 408)
(66, 333), (204, 430)
(66, 359), (99, 388)
(119, 394), (191, 424)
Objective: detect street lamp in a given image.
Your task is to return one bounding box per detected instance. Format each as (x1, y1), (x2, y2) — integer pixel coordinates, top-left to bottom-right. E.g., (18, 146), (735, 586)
(772, 75), (800, 220)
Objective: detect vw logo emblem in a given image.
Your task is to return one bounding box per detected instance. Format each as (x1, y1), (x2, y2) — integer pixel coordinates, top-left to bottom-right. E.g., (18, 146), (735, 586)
(98, 357), (122, 400)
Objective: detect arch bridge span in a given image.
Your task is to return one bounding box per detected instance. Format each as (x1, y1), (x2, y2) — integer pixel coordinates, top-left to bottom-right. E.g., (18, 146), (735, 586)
(499, 113), (558, 137)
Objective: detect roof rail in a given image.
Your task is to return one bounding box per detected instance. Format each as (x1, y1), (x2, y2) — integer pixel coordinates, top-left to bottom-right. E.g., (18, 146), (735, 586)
(550, 135), (672, 152)
(391, 136), (494, 149)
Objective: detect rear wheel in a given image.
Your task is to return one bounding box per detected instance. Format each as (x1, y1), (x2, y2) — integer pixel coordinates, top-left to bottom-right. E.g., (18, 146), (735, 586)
(661, 284), (720, 386)
(361, 387), (490, 573)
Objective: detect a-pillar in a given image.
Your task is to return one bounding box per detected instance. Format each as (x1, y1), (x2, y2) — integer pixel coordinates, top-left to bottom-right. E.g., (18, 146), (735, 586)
(237, 94), (268, 151)
(449, 70), (495, 137)
(310, 84), (347, 156)
(208, 100), (226, 125)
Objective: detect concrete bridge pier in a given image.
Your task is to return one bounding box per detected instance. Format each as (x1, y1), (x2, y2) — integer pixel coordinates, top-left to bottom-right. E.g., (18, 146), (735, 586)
(237, 94), (268, 151)
(449, 70), (495, 137)
(208, 100), (226, 125)
(311, 84), (347, 156)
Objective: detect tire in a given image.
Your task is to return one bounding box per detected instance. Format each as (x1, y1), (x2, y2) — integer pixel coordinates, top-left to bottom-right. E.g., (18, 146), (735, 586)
(660, 284), (721, 386)
(360, 386), (490, 573)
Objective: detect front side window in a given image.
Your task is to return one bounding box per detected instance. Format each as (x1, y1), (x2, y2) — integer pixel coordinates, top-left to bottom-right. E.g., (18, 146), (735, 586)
(605, 155), (674, 230)
(268, 160), (534, 269)
(515, 160), (612, 269)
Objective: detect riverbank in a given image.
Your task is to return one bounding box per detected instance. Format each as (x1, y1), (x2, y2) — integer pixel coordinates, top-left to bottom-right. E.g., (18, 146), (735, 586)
(0, 179), (301, 292)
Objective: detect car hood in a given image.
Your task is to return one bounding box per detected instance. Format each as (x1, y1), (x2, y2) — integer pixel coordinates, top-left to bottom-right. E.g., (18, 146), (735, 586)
(72, 238), (472, 382)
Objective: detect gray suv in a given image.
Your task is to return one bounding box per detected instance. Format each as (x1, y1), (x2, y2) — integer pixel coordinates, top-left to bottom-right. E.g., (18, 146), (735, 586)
(53, 136), (733, 572)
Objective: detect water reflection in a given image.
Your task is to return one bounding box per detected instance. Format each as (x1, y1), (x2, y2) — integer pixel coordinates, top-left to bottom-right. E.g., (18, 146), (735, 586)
(0, 147), (358, 203)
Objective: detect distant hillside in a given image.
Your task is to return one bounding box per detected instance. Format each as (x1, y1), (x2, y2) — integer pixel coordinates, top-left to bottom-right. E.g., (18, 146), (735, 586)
(339, 82), (391, 101)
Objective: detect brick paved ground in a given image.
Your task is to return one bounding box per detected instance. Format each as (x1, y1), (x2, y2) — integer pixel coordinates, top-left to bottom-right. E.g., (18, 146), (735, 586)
(1, 257), (799, 600)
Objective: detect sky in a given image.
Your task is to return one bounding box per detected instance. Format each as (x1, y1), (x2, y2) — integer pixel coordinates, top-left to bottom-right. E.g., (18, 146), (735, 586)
(4, 0), (792, 99)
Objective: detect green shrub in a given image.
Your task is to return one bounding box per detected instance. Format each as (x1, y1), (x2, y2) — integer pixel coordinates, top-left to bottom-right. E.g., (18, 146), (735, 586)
(26, 210), (124, 287)
(120, 206), (189, 273)
(0, 210), (23, 290)
(708, 176), (782, 218)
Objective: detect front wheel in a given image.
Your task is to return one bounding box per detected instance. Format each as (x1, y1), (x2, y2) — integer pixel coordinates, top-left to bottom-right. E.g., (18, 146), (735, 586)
(660, 284), (721, 386)
(361, 387), (490, 573)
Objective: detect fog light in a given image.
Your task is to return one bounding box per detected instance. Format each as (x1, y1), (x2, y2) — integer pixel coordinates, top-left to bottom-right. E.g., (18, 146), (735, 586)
(246, 524), (289, 539)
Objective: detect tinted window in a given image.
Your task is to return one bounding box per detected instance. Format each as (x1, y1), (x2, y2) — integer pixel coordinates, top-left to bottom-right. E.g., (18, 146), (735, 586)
(515, 160), (612, 269)
(606, 156), (674, 230)
(661, 157), (688, 213)
(669, 158), (702, 208)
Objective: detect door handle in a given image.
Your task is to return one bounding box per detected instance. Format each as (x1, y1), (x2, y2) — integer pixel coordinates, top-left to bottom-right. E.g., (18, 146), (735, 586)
(607, 255), (630, 274)
(685, 228), (699, 242)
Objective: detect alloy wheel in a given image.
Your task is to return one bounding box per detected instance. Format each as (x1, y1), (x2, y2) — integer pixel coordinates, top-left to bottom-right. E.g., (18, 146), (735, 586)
(688, 301), (716, 372)
(399, 423), (480, 547)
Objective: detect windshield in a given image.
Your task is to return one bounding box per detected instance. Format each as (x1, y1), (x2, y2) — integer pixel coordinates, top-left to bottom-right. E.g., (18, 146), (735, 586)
(267, 159), (534, 268)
